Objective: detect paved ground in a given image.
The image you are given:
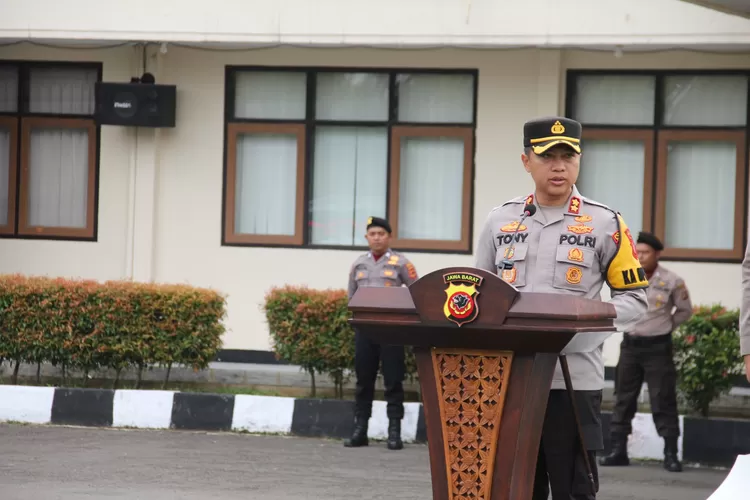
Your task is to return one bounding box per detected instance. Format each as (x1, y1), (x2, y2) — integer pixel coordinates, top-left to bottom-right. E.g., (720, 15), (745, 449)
(0, 424), (728, 500)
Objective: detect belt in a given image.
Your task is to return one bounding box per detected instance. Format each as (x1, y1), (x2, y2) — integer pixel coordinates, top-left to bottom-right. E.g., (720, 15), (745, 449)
(623, 332), (672, 347)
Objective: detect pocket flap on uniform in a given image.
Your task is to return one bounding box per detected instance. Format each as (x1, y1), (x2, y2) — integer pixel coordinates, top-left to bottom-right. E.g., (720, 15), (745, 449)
(495, 244), (528, 266)
(556, 246), (595, 268)
(355, 269), (369, 281)
(381, 268), (398, 279)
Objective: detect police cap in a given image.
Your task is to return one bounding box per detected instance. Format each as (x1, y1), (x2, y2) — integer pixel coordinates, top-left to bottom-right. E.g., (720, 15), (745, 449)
(366, 216), (391, 234)
(637, 231), (664, 251)
(523, 116), (582, 155)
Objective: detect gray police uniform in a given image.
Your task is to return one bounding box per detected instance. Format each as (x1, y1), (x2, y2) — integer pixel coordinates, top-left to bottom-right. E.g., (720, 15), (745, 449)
(475, 186), (648, 499)
(348, 249), (419, 421)
(347, 250), (418, 300)
(741, 241), (750, 362)
(609, 265), (692, 438)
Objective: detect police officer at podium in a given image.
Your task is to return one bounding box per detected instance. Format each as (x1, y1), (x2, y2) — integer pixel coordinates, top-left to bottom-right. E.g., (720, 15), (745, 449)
(475, 116), (648, 499)
(344, 216), (419, 451)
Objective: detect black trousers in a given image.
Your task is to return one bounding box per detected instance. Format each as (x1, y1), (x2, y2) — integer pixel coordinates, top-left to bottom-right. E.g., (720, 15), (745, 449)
(533, 390), (603, 500)
(353, 330), (405, 420)
(610, 333), (680, 438)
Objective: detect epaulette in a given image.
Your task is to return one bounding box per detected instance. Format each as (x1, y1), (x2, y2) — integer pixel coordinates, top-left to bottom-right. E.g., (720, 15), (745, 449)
(488, 194), (528, 213)
(581, 196), (618, 218)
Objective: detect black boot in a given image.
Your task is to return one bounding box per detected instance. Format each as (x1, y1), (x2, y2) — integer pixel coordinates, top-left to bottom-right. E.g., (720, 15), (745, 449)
(598, 432), (630, 466)
(387, 418), (403, 450)
(663, 437), (683, 472)
(343, 417), (369, 448)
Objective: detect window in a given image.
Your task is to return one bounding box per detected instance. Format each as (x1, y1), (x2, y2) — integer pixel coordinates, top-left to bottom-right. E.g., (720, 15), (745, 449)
(223, 68), (477, 252)
(0, 62), (100, 239)
(568, 71), (749, 261)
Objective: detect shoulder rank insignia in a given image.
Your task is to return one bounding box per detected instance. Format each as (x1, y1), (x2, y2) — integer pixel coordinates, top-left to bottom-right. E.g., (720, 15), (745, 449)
(568, 197), (581, 214)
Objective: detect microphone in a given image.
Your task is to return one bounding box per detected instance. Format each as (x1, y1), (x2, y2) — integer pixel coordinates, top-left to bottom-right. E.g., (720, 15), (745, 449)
(500, 203), (536, 271)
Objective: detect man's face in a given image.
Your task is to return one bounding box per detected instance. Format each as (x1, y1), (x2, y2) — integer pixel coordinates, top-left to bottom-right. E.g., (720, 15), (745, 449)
(522, 145), (581, 202)
(636, 243), (660, 271)
(365, 227), (390, 254)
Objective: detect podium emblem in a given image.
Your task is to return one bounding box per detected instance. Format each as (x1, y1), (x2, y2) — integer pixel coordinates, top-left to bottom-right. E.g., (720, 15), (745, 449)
(442, 272), (484, 327)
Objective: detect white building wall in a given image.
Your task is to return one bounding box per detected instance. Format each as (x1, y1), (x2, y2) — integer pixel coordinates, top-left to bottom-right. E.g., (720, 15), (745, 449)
(0, 42), (748, 362)
(2, 0), (750, 47)
(153, 46), (552, 350)
(0, 44), (135, 282)
(562, 49), (750, 365)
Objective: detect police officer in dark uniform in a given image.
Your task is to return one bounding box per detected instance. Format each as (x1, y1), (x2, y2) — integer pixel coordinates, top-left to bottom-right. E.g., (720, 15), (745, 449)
(599, 232), (692, 472)
(344, 216), (419, 450)
(475, 117), (648, 499)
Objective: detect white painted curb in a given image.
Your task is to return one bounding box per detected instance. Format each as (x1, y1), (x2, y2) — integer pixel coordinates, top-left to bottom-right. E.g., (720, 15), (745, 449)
(0, 384), (682, 461)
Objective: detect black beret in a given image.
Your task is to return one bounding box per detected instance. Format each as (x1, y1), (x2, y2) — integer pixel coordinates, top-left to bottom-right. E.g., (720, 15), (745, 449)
(523, 116), (582, 155)
(637, 231), (664, 251)
(366, 216), (391, 234)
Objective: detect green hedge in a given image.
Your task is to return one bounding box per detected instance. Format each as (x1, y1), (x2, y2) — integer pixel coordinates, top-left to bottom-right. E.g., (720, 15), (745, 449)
(673, 304), (743, 417)
(0, 274), (226, 387)
(263, 286), (417, 398)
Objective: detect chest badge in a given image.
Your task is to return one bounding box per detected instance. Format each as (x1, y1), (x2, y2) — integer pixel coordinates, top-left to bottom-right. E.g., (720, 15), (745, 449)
(566, 267), (583, 284)
(443, 272), (484, 327)
(568, 248), (584, 262)
(574, 215), (592, 223)
(568, 224), (594, 234)
(501, 268), (517, 284)
(501, 221), (527, 233)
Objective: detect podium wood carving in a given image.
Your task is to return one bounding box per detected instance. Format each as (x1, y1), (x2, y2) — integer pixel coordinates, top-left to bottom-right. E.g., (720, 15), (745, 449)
(348, 267), (616, 500)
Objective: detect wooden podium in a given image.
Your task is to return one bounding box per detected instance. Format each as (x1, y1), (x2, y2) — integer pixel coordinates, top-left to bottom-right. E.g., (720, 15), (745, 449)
(348, 266), (616, 500)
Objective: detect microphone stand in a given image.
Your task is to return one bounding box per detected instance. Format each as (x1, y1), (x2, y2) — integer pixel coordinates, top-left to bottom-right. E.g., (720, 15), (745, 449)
(500, 204), (535, 270)
(559, 354), (597, 496)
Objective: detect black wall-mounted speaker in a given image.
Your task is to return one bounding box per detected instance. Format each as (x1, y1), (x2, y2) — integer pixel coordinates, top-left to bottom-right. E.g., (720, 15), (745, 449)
(95, 82), (176, 128)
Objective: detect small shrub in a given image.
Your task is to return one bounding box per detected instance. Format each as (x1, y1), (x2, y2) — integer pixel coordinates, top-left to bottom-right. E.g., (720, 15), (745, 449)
(263, 285), (419, 398)
(672, 304), (744, 417)
(263, 286), (354, 397)
(0, 274), (226, 388)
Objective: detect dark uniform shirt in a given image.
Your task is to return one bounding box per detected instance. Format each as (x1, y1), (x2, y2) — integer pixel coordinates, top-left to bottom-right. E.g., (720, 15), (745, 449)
(347, 249), (419, 299)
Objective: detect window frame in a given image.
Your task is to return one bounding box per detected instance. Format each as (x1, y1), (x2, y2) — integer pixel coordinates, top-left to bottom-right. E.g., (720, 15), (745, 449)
(654, 129), (746, 260)
(0, 116), (18, 235)
(222, 65), (478, 254)
(224, 122), (307, 246)
(0, 60), (102, 241)
(579, 128), (655, 235)
(566, 69), (750, 263)
(389, 126), (474, 251)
